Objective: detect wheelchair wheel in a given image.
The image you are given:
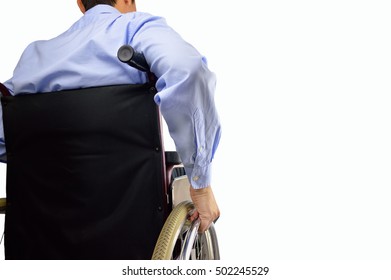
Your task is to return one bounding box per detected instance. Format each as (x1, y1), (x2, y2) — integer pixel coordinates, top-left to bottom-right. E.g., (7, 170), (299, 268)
(152, 201), (220, 260)
(0, 198), (5, 214)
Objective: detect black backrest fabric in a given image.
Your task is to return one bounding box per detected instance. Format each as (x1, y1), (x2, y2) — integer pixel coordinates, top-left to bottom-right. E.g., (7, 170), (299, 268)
(1, 84), (167, 259)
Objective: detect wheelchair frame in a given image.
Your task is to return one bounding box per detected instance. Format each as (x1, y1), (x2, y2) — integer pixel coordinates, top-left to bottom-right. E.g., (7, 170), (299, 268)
(0, 45), (219, 260)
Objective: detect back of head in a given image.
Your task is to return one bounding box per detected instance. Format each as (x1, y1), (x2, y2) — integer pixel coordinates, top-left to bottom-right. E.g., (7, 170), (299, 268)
(81, 0), (117, 11)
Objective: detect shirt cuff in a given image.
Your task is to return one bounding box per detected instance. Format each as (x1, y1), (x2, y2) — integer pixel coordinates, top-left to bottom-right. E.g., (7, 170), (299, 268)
(184, 163), (212, 189)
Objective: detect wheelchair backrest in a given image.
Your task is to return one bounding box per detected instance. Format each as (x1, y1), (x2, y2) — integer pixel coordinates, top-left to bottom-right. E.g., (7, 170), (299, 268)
(1, 83), (168, 259)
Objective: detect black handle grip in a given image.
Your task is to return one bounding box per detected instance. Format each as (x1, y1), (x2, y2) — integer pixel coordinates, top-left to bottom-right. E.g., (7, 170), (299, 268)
(117, 45), (149, 72)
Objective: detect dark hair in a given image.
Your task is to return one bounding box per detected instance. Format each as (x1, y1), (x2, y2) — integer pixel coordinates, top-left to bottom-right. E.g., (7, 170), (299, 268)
(81, 0), (117, 11)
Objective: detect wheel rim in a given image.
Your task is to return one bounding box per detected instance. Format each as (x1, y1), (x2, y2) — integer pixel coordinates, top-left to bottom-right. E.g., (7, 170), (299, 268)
(152, 201), (220, 260)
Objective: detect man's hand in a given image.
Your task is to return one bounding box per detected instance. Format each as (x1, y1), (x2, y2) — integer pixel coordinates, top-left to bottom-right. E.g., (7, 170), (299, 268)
(189, 186), (220, 232)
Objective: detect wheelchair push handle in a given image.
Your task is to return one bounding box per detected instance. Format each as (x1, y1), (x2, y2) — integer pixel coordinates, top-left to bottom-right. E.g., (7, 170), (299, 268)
(117, 45), (149, 72)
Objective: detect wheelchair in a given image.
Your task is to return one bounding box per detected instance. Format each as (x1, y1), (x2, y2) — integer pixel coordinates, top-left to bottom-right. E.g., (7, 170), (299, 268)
(0, 45), (219, 260)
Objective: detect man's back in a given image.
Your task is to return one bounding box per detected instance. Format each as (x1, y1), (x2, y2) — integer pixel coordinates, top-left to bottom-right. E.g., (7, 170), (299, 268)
(2, 0), (221, 238)
(5, 6), (157, 93)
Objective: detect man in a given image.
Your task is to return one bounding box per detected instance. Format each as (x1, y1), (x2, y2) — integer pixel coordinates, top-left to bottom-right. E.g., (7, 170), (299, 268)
(1, 0), (221, 233)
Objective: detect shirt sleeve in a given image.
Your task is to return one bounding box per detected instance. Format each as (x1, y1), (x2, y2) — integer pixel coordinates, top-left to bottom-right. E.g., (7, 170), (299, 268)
(0, 81), (13, 162)
(0, 116), (6, 163)
(130, 15), (221, 189)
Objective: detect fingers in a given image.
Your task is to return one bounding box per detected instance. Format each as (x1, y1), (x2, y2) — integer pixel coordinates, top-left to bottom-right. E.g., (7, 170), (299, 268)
(188, 209), (199, 222)
(188, 209), (213, 232)
(189, 186), (220, 233)
(198, 216), (213, 233)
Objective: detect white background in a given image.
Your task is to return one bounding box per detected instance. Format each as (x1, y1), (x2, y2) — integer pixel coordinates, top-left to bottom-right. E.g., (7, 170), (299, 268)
(1, 0), (391, 274)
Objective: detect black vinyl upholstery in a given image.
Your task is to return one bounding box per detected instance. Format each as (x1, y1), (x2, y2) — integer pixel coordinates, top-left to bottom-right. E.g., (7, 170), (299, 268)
(1, 83), (167, 259)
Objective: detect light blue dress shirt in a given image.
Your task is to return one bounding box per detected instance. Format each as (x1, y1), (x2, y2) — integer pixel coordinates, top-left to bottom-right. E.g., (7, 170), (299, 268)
(1, 5), (221, 189)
